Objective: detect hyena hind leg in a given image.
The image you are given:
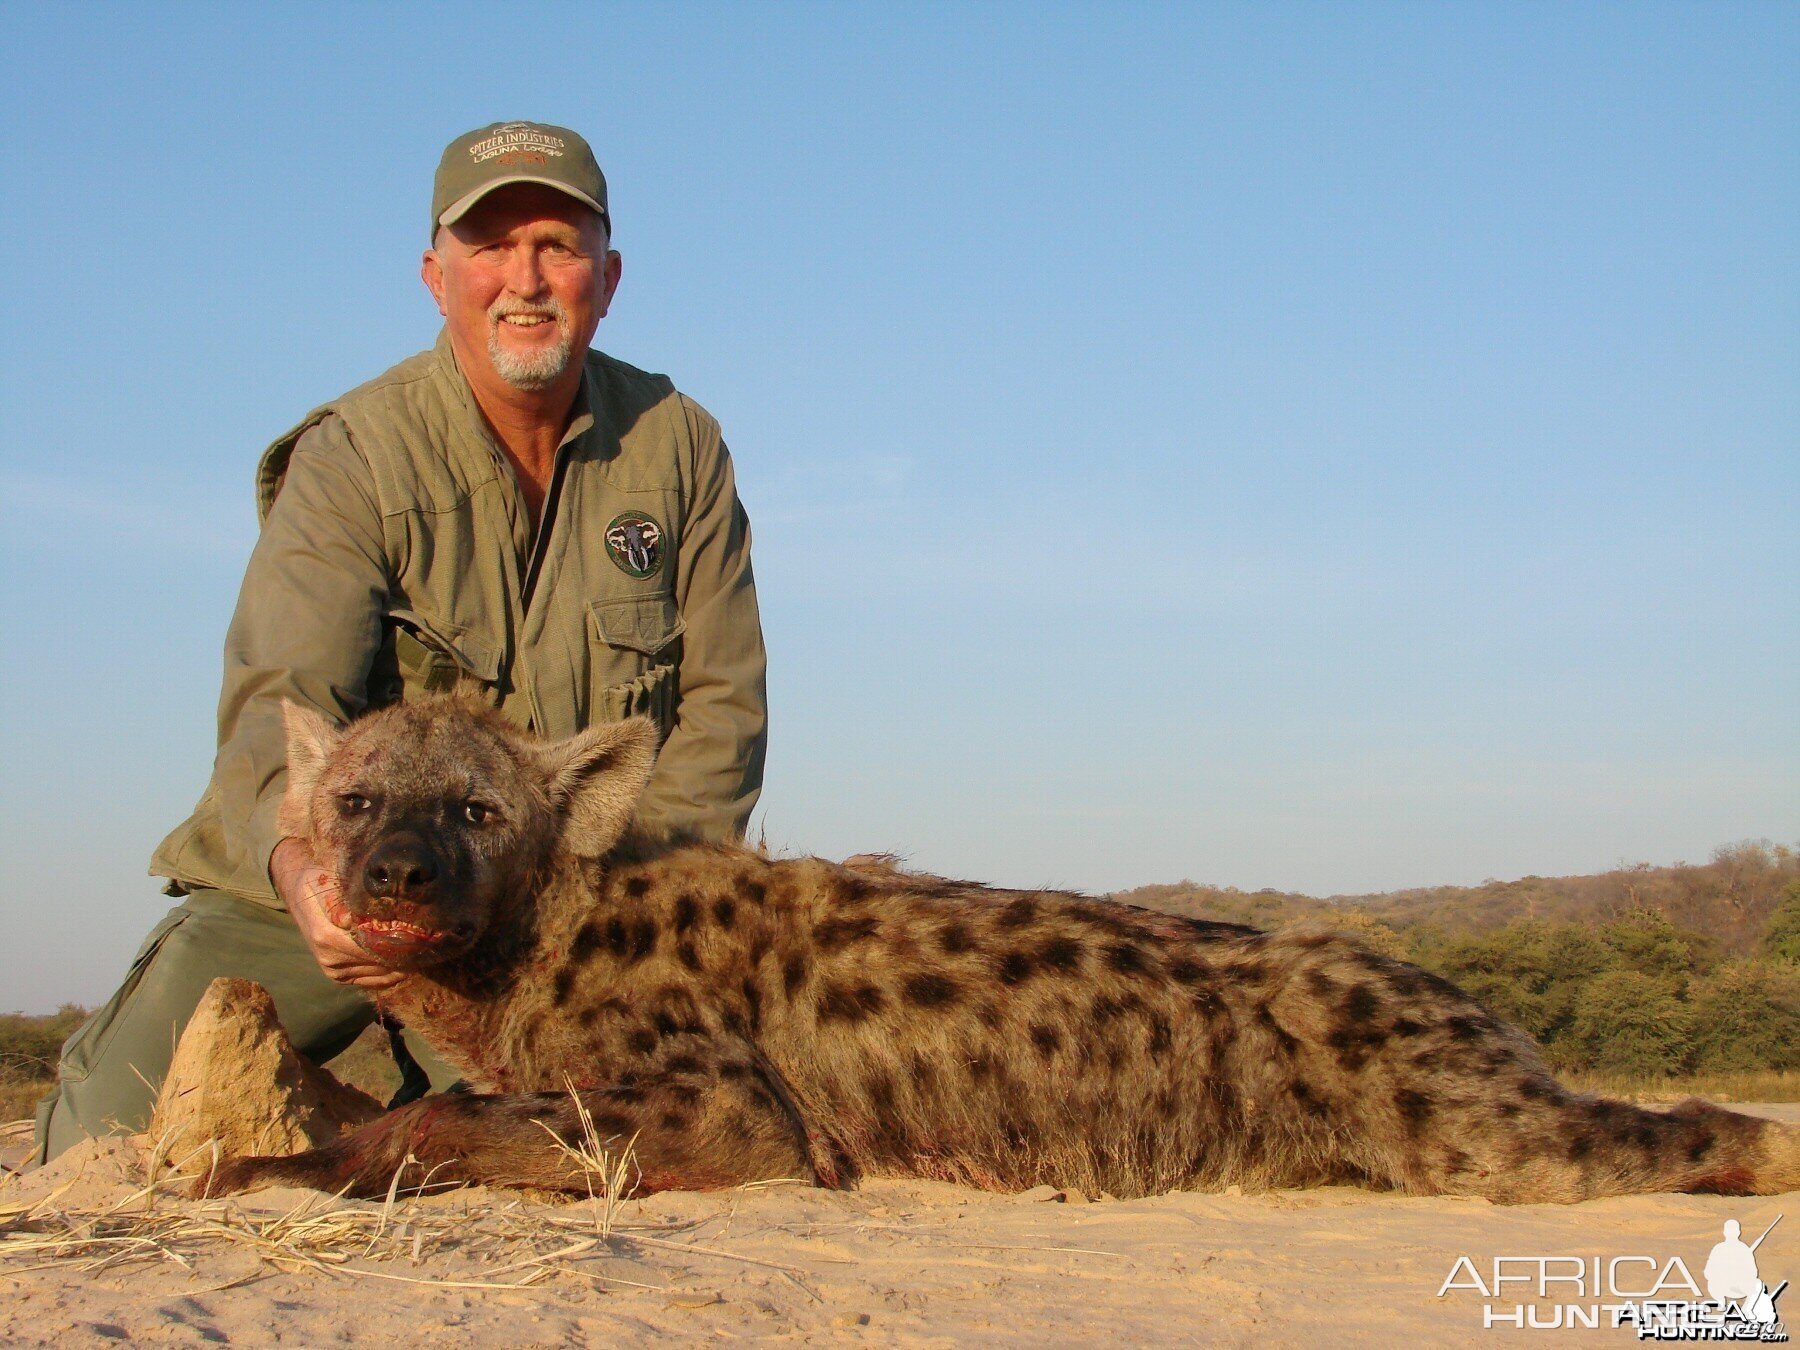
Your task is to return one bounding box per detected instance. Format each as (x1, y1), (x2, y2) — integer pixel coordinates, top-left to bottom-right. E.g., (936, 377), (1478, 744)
(1542, 1094), (1800, 1201)
(197, 1070), (815, 1200)
(1377, 1070), (1800, 1203)
(1293, 947), (1800, 1202)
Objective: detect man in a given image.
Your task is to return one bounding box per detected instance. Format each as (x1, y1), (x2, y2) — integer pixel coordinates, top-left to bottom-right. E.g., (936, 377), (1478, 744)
(35, 121), (768, 1162)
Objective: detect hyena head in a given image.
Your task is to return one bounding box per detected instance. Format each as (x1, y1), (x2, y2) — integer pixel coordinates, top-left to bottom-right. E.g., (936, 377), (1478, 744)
(277, 694), (659, 969)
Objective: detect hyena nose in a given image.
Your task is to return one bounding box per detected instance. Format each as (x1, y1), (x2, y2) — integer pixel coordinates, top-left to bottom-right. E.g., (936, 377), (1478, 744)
(363, 838), (439, 900)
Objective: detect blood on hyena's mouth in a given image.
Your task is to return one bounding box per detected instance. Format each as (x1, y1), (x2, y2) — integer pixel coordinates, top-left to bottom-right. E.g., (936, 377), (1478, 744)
(344, 906), (474, 965)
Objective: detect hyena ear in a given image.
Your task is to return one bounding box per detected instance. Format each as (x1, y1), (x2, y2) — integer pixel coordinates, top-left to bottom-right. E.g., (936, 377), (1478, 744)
(535, 716), (660, 858)
(276, 701), (344, 840)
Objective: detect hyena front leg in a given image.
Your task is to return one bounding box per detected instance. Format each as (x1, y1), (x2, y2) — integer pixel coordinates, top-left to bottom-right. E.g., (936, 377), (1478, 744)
(197, 1059), (818, 1199)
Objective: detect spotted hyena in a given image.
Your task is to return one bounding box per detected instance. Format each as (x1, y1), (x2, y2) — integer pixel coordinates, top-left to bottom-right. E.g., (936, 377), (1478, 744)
(202, 695), (1800, 1203)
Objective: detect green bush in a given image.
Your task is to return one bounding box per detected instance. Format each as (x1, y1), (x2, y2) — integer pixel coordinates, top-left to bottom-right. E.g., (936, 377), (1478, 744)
(1600, 909), (1705, 983)
(0, 1005), (87, 1085)
(1763, 879), (1800, 966)
(1687, 961), (1800, 1073)
(1419, 920), (1610, 1046)
(1568, 970), (1693, 1076)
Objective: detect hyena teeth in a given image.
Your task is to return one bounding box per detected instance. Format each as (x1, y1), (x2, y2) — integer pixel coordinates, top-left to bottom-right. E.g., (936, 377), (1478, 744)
(359, 919), (438, 939)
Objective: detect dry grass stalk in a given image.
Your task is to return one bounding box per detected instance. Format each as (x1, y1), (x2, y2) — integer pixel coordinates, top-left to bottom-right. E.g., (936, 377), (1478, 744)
(533, 1076), (643, 1240)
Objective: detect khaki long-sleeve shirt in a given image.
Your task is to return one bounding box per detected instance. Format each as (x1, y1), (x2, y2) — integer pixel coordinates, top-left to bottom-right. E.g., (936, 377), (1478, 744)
(152, 332), (767, 907)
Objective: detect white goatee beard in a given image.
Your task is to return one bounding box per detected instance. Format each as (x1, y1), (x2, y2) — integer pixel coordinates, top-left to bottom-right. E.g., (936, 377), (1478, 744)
(487, 297), (574, 391)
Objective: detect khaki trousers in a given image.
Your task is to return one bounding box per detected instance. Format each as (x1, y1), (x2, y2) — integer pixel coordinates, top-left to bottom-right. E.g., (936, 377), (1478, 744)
(33, 888), (456, 1164)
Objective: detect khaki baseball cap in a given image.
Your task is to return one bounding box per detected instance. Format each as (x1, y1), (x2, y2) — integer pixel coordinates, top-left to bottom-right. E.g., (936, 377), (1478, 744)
(431, 121), (609, 240)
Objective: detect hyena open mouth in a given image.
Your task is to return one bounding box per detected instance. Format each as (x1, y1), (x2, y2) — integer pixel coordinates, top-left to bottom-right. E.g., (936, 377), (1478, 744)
(351, 916), (458, 961)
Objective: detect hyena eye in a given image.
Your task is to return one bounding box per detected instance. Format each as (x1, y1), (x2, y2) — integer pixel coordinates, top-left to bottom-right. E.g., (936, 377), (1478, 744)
(339, 794), (372, 815)
(463, 801), (494, 825)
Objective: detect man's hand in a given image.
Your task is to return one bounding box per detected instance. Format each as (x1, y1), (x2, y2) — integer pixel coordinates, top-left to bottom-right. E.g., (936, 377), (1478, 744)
(270, 836), (408, 992)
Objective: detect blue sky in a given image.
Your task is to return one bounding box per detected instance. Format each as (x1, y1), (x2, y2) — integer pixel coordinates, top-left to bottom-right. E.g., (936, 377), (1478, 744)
(1, 2), (1795, 1011)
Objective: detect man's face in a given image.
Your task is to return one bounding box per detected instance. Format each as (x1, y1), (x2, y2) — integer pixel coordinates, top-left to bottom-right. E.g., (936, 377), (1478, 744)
(422, 184), (621, 394)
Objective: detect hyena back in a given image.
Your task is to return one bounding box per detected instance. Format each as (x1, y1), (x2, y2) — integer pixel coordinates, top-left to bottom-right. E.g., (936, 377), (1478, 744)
(203, 697), (1800, 1204)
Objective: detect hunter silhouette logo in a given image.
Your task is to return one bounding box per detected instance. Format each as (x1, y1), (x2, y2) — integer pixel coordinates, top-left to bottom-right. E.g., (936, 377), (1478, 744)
(1437, 1212), (1788, 1337)
(1705, 1218), (1787, 1332)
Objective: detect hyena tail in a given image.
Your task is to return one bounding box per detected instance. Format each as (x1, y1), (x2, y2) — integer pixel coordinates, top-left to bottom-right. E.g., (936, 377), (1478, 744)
(1532, 1095), (1800, 1202)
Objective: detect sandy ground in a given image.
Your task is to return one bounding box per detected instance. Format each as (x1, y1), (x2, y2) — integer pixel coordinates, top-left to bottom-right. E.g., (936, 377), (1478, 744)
(1, 1107), (1795, 1347)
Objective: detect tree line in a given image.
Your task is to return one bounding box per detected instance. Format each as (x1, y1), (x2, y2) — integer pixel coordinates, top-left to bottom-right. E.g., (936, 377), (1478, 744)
(1410, 898), (1800, 1076)
(1121, 842), (1800, 1077)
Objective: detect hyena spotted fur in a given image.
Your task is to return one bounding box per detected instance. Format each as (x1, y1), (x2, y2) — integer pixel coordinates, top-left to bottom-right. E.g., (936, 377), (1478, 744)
(202, 695), (1800, 1203)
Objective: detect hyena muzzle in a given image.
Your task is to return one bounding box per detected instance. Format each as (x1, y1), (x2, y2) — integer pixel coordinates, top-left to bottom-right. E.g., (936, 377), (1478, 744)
(199, 695), (1800, 1204)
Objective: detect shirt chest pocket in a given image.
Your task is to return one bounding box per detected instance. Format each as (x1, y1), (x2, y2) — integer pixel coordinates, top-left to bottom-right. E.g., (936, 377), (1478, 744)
(587, 594), (684, 737)
(369, 609), (504, 708)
